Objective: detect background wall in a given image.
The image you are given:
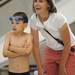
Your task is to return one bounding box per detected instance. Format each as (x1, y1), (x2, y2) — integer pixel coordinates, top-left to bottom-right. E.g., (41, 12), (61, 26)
(0, 0), (33, 37)
(0, 0), (75, 65)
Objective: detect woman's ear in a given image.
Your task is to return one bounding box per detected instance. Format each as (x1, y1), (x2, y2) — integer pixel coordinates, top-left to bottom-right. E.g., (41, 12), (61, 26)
(48, 5), (50, 10)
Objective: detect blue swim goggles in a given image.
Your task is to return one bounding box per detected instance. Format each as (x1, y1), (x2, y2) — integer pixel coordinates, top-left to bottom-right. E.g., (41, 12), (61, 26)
(9, 16), (28, 24)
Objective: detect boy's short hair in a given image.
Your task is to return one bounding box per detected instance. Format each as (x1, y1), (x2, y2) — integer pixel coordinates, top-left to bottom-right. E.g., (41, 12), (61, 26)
(13, 12), (28, 23)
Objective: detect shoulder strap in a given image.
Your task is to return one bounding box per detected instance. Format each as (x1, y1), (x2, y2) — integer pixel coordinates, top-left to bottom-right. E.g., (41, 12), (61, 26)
(43, 28), (64, 46)
(35, 14), (64, 46)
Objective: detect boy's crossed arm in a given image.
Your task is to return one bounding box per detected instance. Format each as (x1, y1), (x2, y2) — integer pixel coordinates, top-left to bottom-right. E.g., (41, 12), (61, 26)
(9, 36), (33, 56)
(3, 33), (20, 58)
(3, 50), (20, 58)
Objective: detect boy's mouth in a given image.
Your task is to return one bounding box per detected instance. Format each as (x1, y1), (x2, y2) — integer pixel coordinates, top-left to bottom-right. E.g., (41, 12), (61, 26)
(13, 28), (16, 31)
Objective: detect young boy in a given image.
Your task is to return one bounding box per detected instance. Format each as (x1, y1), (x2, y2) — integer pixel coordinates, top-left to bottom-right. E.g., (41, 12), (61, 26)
(3, 12), (33, 75)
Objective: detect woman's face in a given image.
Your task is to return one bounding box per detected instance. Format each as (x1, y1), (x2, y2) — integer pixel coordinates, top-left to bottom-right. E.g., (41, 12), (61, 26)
(33, 0), (49, 15)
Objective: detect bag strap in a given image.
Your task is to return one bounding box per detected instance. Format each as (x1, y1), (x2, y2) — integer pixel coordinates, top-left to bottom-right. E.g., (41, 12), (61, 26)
(35, 14), (64, 46)
(43, 28), (64, 46)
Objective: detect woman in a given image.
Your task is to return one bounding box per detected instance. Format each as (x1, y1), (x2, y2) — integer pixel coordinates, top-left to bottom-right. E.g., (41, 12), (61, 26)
(28, 0), (75, 75)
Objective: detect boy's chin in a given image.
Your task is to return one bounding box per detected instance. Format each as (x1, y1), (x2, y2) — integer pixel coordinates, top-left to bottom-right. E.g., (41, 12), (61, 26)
(13, 30), (16, 32)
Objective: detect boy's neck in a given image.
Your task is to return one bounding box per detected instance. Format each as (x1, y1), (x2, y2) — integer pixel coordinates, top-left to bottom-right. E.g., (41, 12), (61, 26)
(14, 31), (25, 36)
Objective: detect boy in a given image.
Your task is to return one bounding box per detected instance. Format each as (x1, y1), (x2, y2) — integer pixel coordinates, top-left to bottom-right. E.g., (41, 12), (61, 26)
(3, 12), (33, 75)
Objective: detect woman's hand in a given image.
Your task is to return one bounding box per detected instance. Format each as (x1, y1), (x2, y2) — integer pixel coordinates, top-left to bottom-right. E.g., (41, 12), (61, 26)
(38, 67), (43, 75)
(59, 64), (67, 75)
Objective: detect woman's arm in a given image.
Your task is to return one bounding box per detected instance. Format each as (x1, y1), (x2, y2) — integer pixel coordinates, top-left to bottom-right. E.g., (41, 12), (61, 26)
(59, 23), (71, 65)
(59, 23), (71, 75)
(31, 28), (43, 75)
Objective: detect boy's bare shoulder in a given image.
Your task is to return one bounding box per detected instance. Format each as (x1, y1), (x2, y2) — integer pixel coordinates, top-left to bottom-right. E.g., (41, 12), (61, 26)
(5, 32), (14, 37)
(24, 33), (33, 40)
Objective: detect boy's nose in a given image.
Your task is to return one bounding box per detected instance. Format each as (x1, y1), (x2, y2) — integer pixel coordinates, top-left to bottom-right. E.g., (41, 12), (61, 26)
(12, 23), (16, 27)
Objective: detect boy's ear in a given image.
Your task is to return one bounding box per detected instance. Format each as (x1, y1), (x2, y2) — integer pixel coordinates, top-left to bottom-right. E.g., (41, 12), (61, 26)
(24, 23), (28, 25)
(24, 23), (28, 27)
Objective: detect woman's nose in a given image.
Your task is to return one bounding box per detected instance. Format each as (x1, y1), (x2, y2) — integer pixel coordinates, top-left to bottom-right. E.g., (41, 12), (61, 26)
(34, 0), (39, 5)
(34, 1), (40, 8)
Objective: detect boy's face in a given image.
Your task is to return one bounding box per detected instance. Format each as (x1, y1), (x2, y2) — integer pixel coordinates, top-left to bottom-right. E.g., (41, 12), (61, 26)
(9, 16), (27, 33)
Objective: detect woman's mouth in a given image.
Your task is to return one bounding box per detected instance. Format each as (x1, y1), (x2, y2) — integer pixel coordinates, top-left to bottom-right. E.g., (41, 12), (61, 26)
(35, 7), (41, 10)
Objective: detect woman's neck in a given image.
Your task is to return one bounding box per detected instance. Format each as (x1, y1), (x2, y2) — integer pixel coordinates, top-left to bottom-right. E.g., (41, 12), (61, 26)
(38, 11), (50, 22)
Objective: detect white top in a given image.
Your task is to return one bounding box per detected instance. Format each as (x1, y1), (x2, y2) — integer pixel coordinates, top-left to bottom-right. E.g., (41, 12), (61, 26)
(28, 12), (75, 51)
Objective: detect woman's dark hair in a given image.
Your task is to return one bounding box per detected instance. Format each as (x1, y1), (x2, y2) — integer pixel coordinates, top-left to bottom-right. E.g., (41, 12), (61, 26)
(13, 12), (28, 23)
(33, 0), (57, 13)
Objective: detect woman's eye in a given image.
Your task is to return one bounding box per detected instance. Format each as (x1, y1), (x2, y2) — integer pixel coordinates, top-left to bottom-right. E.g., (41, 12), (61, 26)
(34, 0), (37, 2)
(39, 0), (43, 2)
(34, 0), (43, 3)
